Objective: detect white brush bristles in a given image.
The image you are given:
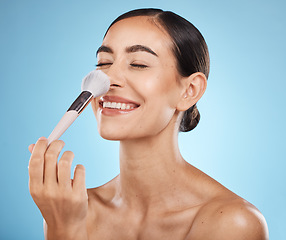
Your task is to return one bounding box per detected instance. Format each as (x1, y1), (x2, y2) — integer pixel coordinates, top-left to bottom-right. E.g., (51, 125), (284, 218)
(81, 70), (110, 97)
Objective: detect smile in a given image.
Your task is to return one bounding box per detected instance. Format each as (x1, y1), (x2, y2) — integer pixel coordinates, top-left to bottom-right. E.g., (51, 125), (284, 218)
(103, 102), (137, 110)
(99, 96), (140, 115)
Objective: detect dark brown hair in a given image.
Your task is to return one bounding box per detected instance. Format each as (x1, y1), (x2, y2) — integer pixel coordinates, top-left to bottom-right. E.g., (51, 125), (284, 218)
(105, 8), (210, 132)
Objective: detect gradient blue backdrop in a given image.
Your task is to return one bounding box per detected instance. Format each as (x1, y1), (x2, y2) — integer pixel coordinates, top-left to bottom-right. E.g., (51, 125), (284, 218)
(0, 0), (285, 239)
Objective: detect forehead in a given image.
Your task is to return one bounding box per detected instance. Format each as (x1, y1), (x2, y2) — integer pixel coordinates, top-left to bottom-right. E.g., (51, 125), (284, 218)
(102, 16), (173, 56)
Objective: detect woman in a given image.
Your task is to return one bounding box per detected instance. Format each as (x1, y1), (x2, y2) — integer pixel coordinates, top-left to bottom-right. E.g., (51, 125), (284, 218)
(28, 8), (268, 240)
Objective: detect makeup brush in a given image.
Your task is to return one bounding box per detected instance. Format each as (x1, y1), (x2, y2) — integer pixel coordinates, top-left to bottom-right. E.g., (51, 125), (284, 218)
(47, 70), (110, 145)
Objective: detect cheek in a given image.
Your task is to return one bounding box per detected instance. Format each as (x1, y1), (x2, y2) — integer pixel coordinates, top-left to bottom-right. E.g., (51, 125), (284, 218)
(91, 98), (103, 127)
(137, 74), (174, 98)
(142, 73), (180, 110)
(91, 99), (98, 118)
(137, 86), (178, 134)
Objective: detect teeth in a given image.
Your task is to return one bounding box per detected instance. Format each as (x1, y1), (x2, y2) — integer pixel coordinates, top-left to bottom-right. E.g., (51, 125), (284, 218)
(102, 101), (137, 110)
(116, 103), (121, 109)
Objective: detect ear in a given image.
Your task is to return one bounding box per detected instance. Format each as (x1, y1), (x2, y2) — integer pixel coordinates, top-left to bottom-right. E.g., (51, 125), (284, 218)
(176, 72), (207, 111)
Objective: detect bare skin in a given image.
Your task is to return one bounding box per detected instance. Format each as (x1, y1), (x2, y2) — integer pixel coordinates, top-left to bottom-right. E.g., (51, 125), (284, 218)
(28, 16), (268, 240)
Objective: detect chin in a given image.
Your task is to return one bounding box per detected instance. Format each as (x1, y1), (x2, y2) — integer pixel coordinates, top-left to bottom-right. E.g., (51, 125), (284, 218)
(97, 125), (131, 141)
(97, 125), (169, 142)
(95, 112), (175, 141)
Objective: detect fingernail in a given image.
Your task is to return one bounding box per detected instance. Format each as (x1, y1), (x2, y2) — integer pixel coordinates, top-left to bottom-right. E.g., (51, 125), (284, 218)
(38, 136), (47, 141)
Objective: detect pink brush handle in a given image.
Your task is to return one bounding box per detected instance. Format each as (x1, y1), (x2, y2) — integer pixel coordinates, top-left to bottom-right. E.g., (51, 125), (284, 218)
(47, 110), (79, 145)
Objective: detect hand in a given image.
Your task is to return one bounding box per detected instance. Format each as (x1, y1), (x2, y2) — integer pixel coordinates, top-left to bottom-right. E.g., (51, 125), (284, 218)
(28, 137), (88, 239)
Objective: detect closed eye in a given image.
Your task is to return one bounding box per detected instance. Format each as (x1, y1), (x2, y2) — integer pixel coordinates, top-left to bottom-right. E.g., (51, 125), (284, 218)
(95, 63), (112, 68)
(96, 63), (148, 69)
(130, 64), (148, 69)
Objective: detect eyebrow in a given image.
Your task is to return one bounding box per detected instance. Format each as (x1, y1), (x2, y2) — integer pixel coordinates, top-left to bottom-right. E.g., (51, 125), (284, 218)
(96, 44), (158, 57)
(96, 45), (113, 55)
(126, 45), (158, 57)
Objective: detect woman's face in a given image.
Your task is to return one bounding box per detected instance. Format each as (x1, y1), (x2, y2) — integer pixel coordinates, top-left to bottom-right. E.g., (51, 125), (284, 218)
(91, 16), (185, 140)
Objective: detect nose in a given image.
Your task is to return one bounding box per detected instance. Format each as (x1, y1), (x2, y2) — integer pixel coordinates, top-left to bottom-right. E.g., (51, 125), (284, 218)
(106, 62), (126, 89)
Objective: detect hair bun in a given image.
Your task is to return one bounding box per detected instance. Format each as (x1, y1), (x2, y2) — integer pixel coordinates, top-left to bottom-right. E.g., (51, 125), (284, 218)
(179, 104), (200, 132)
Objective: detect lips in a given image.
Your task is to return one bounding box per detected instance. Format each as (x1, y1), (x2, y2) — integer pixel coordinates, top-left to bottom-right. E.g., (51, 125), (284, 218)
(98, 95), (140, 114)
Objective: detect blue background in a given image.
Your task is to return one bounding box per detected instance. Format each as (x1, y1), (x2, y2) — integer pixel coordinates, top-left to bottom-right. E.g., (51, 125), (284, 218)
(0, 0), (285, 239)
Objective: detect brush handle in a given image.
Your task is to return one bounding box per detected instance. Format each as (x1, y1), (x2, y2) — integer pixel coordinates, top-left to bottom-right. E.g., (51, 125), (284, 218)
(47, 110), (79, 145)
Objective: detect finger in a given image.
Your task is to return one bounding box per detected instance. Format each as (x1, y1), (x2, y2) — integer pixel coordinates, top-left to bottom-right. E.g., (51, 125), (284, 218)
(73, 164), (86, 193)
(57, 151), (74, 189)
(44, 140), (65, 185)
(29, 137), (48, 190)
(28, 144), (35, 153)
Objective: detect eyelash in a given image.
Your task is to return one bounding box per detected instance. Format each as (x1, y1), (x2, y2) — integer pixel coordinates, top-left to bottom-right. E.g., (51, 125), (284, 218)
(95, 63), (112, 67)
(96, 63), (148, 69)
(130, 64), (148, 69)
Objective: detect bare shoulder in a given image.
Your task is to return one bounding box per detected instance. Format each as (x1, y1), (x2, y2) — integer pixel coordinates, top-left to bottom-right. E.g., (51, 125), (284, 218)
(186, 197), (269, 240)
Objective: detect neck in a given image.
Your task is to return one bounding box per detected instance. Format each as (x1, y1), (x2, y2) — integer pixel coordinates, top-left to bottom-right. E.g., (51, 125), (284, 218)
(115, 124), (189, 212)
